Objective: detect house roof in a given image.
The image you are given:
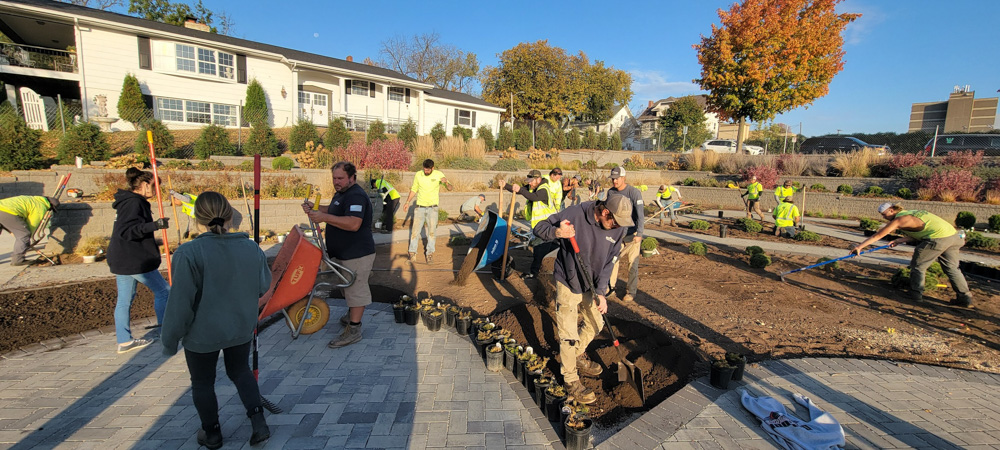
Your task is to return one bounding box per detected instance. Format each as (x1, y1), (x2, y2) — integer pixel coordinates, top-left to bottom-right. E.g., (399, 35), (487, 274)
(3, 0), (424, 84)
(424, 88), (504, 111)
(636, 95), (709, 121)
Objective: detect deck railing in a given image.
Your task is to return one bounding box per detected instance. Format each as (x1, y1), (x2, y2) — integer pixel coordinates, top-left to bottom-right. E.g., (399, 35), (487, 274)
(0, 43), (77, 73)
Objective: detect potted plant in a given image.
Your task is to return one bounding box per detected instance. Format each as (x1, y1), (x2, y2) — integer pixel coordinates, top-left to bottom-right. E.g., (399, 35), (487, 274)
(544, 384), (567, 423)
(472, 317), (489, 335)
(455, 310), (472, 336)
(534, 376), (553, 410)
(563, 410), (593, 450)
(524, 357), (548, 391)
(726, 352), (747, 381)
(485, 342), (504, 372)
(516, 346), (536, 383)
(391, 301), (406, 324)
(640, 236), (658, 257)
(446, 305), (461, 328)
(399, 294), (414, 306)
(710, 358), (736, 389)
(560, 400), (590, 441)
(502, 340), (519, 372)
(403, 304), (420, 326)
(426, 309), (444, 332)
(75, 236), (108, 263)
(474, 328), (496, 358)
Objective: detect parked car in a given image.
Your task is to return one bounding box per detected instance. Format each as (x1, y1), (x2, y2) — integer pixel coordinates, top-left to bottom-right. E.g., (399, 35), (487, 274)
(798, 136), (890, 155)
(924, 134), (1000, 156)
(700, 139), (764, 155)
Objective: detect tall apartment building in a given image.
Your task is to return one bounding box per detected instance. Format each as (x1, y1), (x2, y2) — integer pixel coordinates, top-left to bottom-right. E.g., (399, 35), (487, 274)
(909, 86), (999, 133)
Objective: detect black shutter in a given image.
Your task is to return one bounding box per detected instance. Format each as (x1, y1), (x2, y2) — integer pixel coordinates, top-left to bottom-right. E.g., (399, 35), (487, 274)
(370, 82), (376, 98)
(405, 88), (410, 104)
(471, 111), (476, 128)
(454, 109), (459, 126)
(345, 80), (352, 95)
(142, 94), (154, 111)
(137, 37), (151, 70)
(236, 54), (247, 83)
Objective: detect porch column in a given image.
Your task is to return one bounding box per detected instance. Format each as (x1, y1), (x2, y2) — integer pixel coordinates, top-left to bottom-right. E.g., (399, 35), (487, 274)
(340, 78), (347, 115)
(291, 70), (299, 124)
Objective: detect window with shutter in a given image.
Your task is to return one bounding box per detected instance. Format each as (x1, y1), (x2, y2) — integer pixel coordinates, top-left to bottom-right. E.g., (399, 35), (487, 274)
(370, 83), (376, 98)
(457, 109), (472, 126)
(405, 88), (410, 104)
(236, 54), (247, 83)
(454, 109), (459, 126)
(471, 111), (476, 127)
(345, 80), (352, 95)
(137, 37), (151, 70)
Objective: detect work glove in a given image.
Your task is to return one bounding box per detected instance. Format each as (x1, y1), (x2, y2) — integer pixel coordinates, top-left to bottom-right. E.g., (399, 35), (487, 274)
(154, 218), (170, 229)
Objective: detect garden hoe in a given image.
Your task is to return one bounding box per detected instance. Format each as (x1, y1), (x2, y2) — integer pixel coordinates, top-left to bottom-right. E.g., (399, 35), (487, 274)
(779, 244), (893, 282)
(568, 235), (645, 404)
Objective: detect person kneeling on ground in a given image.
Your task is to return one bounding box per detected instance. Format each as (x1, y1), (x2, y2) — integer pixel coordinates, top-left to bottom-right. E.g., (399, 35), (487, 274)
(533, 195), (633, 404)
(161, 191), (271, 449)
(459, 194), (486, 222)
(850, 202), (973, 307)
(772, 198), (800, 238)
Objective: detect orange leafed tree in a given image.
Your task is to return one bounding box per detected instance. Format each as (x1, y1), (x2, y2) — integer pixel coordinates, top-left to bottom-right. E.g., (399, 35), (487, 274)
(694, 0), (859, 153)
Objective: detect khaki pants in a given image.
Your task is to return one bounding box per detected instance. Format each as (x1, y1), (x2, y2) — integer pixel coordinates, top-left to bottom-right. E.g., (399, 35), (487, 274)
(555, 282), (604, 384)
(609, 237), (640, 296)
(334, 253), (375, 307)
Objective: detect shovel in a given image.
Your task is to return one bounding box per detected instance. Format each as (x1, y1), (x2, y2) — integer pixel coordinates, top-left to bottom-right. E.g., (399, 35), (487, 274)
(568, 235), (645, 404)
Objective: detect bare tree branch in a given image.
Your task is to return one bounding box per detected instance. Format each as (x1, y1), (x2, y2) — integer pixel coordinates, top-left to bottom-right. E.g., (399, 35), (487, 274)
(65, 0), (124, 10)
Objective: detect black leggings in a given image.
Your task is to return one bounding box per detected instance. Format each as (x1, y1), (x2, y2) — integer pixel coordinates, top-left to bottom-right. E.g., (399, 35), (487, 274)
(184, 340), (262, 429)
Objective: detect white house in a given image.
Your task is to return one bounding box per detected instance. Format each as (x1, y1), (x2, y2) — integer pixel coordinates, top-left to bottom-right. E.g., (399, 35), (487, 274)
(565, 105), (637, 149)
(0, 0), (504, 137)
(635, 95), (720, 151)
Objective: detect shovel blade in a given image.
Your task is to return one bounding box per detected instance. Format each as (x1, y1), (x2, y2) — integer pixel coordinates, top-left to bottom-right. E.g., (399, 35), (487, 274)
(616, 361), (646, 404)
(617, 362), (627, 382)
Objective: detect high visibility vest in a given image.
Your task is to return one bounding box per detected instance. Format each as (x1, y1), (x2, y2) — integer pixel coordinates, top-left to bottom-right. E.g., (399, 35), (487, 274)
(772, 202), (799, 228)
(547, 178), (562, 211)
(374, 179), (400, 201)
(746, 182), (763, 200)
(0, 195), (50, 233)
(775, 186), (796, 201)
(658, 186), (679, 200)
(180, 193), (198, 218)
(896, 210), (956, 240)
(528, 179), (559, 228)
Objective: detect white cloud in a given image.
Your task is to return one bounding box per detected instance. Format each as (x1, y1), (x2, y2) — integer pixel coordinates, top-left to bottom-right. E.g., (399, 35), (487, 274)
(628, 69), (702, 112)
(840, 0), (885, 46)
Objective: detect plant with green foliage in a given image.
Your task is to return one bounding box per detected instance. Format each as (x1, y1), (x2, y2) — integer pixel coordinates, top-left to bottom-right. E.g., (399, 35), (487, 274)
(581, 129), (597, 149)
(745, 245), (764, 256)
(441, 156), (489, 170)
(955, 211), (976, 229)
(193, 124), (235, 159)
(815, 257), (840, 272)
(288, 119), (319, 154)
(749, 252), (771, 268)
(891, 267), (938, 292)
(398, 119), (418, 151)
(682, 177), (697, 186)
(927, 261), (946, 280)
(863, 186), (884, 196)
(514, 126), (531, 150)
(476, 125), (494, 150)
(794, 230), (822, 242)
(689, 220), (710, 230)
(965, 231), (999, 251)
(243, 79), (268, 126)
(688, 242), (707, 256)
(0, 103), (43, 170)
(896, 187), (913, 199)
(553, 129), (567, 149)
(809, 183), (827, 192)
(897, 165), (932, 182)
(117, 73), (149, 126)
(196, 159), (225, 170)
(736, 217), (762, 233)
(640, 237), (658, 251)
(496, 126), (514, 150)
(610, 133), (622, 150)
(452, 126), (472, 142)
(491, 158), (528, 171)
(271, 156), (294, 170)
(245, 123), (280, 157)
(836, 184), (852, 195)
(325, 117), (351, 149)
(858, 218), (881, 232)
(566, 129), (581, 149)
(596, 131), (609, 150)
(536, 128), (552, 150)
(132, 118), (175, 160)
(438, 209), (449, 222)
(430, 123), (446, 149)
(367, 120), (387, 144)
(56, 122), (110, 164)
(989, 214), (1000, 233)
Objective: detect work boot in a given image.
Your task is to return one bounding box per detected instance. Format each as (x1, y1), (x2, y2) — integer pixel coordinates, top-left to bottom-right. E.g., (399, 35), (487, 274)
(328, 323), (362, 348)
(10, 259), (30, 266)
(670, 219), (677, 227)
(247, 406), (270, 446)
(658, 219), (664, 227)
(426, 254), (433, 264)
(408, 252), (416, 263)
(566, 380), (597, 404)
(622, 293), (634, 303)
(951, 293), (972, 308)
(339, 313), (350, 326)
(577, 357), (603, 377)
(197, 423), (223, 450)
(909, 290), (925, 304)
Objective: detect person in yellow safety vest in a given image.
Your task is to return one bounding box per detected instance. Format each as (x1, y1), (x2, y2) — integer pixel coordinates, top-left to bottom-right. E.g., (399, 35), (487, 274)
(774, 180), (798, 206)
(656, 184), (682, 227)
(0, 195), (58, 266)
(851, 202), (973, 307)
(500, 168), (562, 279)
(371, 178), (400, 233)
(170, 191), (198, 237)
(743, 175), (766, 221)
(772, 198), (800, 238)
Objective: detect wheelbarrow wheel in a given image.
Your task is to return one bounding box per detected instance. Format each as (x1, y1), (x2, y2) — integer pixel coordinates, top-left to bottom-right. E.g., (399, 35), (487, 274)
(287, 296), (330, 335)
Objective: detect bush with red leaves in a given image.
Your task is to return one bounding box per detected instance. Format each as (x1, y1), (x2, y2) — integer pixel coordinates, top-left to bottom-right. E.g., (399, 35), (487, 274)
(942, 150), (984, 169)
(739, 165), (779, 189)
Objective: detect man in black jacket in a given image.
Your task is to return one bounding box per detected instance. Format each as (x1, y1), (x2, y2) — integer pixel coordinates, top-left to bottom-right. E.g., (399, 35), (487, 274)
(533, 195), (632, 404)
(499, 169), (559, 279)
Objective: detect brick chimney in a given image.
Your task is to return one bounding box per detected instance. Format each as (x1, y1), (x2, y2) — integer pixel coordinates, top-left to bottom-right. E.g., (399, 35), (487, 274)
(183, 17), (210, 32)
(648, 100), (653, 108)
(346, 55), (353, 62)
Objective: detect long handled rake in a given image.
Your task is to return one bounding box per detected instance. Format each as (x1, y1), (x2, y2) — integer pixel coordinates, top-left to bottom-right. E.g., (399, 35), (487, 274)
(250, 155), (282, 414)
(779, 244), (893, 282)
(145, 132), (172, 284)
(29, 173), (72, 247)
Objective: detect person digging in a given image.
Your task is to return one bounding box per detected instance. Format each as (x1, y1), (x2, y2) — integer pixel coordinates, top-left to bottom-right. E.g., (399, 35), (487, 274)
(0, 195), (59, 266)
(499, 169), (562, 280)
(533, 194), (633, 404)
(850, 202), (972, 307)
(655, 184), (682, 227)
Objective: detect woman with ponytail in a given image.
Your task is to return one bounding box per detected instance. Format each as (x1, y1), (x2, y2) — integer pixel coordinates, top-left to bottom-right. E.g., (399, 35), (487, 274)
(106, 167), (170, 354)
(160, 191), (271, 448)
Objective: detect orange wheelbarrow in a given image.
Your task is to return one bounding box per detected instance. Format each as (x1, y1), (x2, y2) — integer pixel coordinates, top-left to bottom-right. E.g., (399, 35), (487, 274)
(257, 225), (356, 338)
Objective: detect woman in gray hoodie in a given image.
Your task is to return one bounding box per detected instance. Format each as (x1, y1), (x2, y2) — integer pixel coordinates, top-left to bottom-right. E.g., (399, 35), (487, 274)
(160, 191), (271, 449)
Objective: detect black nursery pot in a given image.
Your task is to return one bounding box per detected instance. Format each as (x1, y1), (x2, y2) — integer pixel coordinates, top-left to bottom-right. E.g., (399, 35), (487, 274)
(504, 348), (517, 372)
(544, 390), (567, 422)
(525, 369), (542, 390)
(564, 418), (593, 450)
(426, 314), (443, 332)
(475, 337), (496, 359)
(727, 354), (747, 381)
(710, 364), (736, 389)
(515, 358), (526, 383)
(404, 308), (419, 326)
(455, 316), (472, 336)
(445, 309), (458, 328)
(534, 379), (551, 409)
(485, 349), (504, 372)
(392, 306), (406, 324)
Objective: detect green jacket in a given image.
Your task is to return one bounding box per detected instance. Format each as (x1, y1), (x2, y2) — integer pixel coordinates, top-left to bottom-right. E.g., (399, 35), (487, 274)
(0, 196), (51, 233)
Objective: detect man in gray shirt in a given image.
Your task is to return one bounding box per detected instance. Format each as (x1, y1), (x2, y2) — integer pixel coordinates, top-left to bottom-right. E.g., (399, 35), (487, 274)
(607, 166), (644, 302)
(459, 194), (486, 222)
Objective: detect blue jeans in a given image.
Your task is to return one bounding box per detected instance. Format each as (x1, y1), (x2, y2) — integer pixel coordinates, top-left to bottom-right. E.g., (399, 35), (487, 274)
(658, 199), (678, 221)
(115, 271), (169, 344)
(408, 206), (439, 255)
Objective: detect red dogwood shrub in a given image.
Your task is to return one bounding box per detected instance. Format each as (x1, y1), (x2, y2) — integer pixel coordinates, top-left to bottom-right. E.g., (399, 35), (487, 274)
(918, 169), (983, 202)
(739, 165), (779, 189)
(942, 150), (984, 169)
(337, 139), (411, 170)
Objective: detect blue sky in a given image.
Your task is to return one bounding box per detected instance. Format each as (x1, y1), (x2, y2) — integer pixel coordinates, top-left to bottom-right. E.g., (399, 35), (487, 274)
(180, 0), (998, 136)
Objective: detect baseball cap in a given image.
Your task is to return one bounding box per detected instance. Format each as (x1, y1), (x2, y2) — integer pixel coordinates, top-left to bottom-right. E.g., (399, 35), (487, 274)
(658, 185), (667, 192)
(573, 174), (581, 180)
(609, 166), (626, 179)
(526, 169), (542, 179)
(604, 194), (634, 227)
(783, 180), (793, 186)
(876, 202), (894, 214)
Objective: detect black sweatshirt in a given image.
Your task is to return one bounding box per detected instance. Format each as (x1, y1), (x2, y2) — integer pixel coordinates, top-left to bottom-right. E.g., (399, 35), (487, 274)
(533, 201), (625, 296)
(107, 189), (162, 275)
(504, 183), (549, 203)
